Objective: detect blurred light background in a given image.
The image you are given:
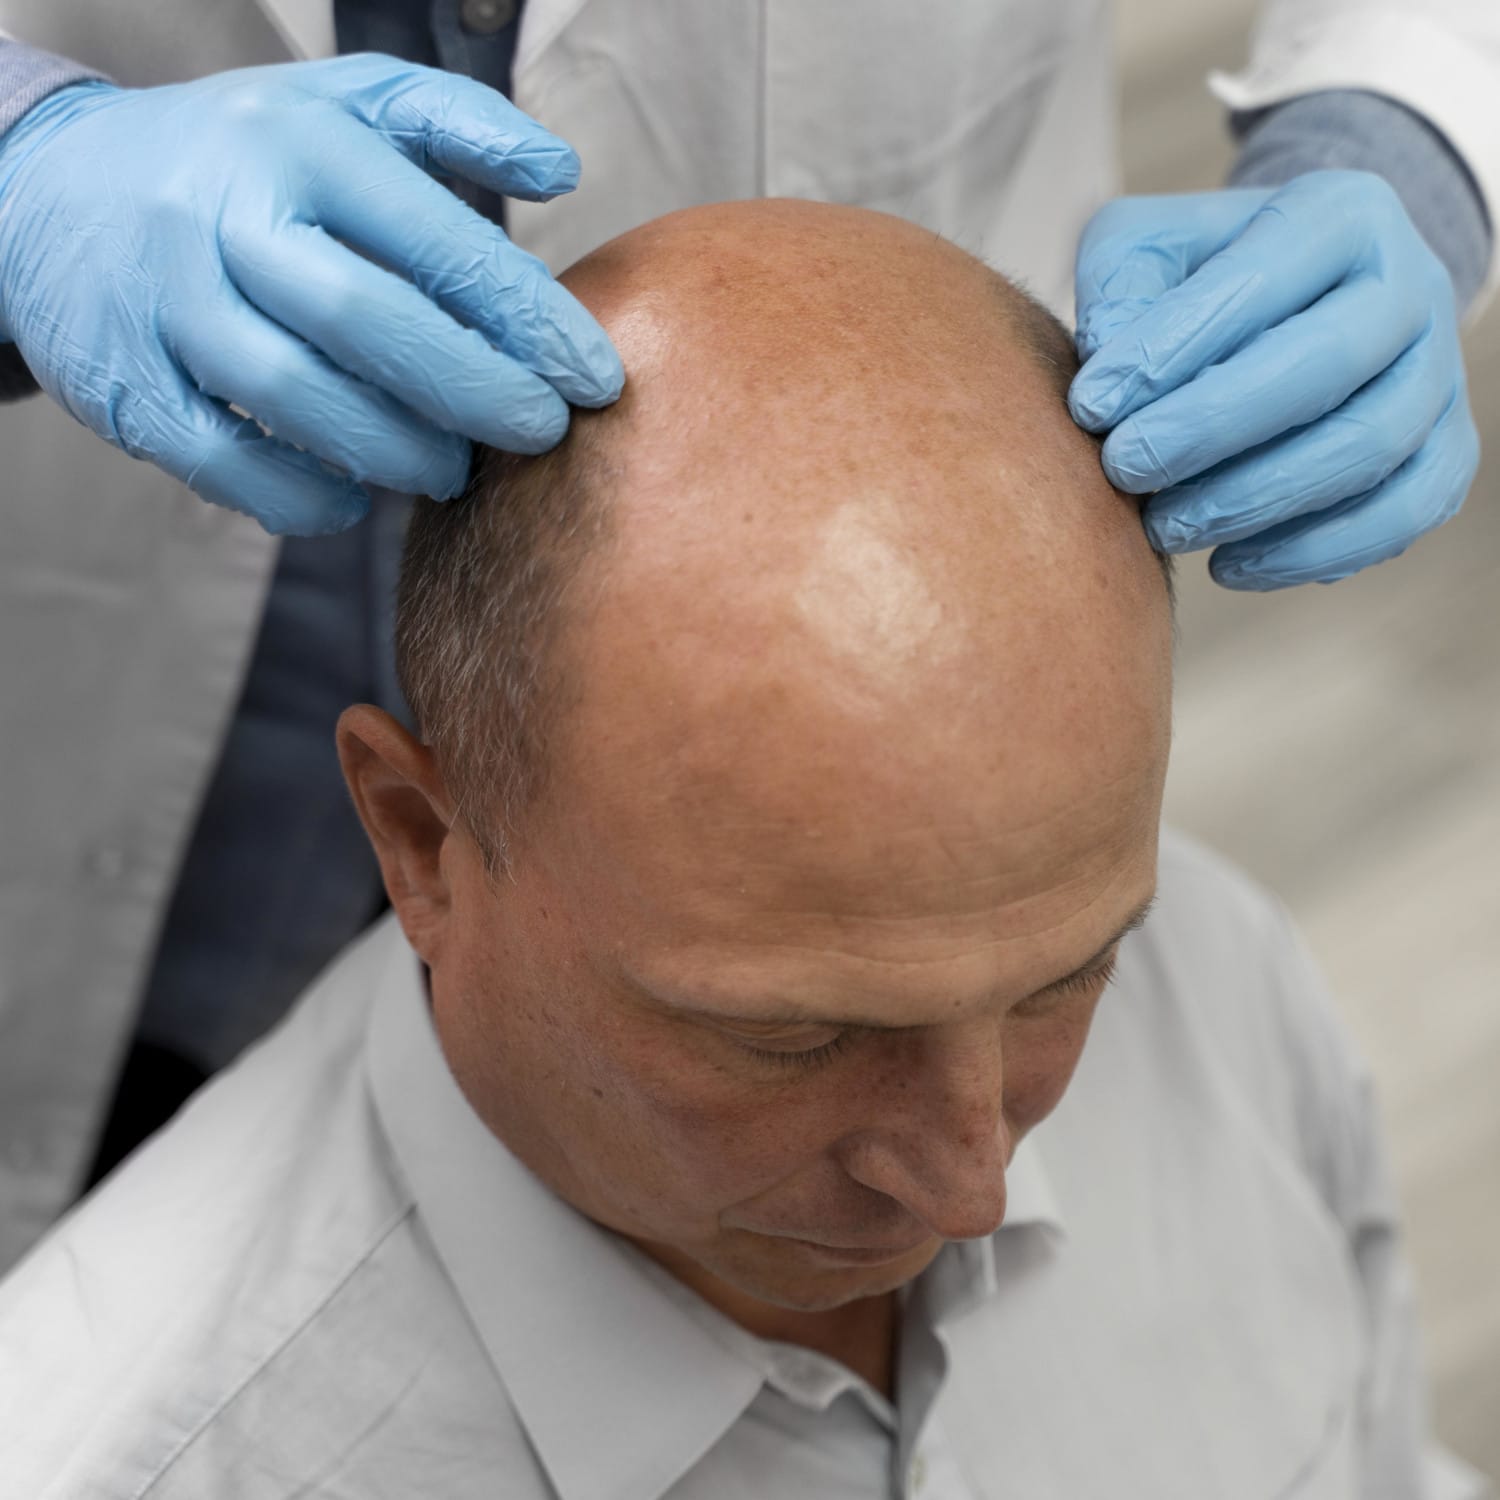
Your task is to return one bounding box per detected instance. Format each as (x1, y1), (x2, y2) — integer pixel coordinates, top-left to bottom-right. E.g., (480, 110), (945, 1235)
(1116, 0), (1500, 1478)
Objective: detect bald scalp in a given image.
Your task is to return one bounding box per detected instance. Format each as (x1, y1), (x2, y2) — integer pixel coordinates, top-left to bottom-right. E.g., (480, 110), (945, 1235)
(396, 200), (1158, 866)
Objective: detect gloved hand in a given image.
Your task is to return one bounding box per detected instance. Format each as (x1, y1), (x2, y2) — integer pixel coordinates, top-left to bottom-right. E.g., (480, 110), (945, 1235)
(1068, 171), (1481, 589)
(0, 54), (624, 535)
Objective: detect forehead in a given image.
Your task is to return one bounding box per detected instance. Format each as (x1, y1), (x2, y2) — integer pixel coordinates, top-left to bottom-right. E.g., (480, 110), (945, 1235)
(538, 486), (1170, 942)
(537, 647), (1165, 1033)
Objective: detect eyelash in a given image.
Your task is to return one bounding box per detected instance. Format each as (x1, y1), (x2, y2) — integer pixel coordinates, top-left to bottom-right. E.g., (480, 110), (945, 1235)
(733, 1031), (860, 1071)
(735, 957), (1122, 1070)
(1014, 956), (1120, 1013)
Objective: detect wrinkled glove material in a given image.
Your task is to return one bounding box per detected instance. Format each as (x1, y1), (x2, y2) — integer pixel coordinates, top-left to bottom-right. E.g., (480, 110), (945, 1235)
(1069, 171), (1480, 590)
(0, 54), (624, 535)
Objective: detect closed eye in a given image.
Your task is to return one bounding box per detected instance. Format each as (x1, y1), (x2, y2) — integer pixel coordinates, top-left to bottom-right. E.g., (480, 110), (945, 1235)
(1011, 953), (1121, 1016)
(729, 955), (1121, 1069)
(730, 1030), (859, 1071)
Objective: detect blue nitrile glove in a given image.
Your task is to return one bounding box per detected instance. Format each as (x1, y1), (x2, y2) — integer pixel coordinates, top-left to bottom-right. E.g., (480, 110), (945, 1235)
(0, 54), (624, 535)
(1069, 171), (1480, 589)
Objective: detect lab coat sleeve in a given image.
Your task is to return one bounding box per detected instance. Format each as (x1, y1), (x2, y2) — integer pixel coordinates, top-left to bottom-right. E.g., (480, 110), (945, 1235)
(0, 38), (105, 400)
(1259, 900), (1493, 1500)
(1212, 1), (1500, 312)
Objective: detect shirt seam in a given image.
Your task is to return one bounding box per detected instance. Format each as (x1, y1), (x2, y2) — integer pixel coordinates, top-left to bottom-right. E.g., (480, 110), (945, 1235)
(130, 1201), (419, 1499)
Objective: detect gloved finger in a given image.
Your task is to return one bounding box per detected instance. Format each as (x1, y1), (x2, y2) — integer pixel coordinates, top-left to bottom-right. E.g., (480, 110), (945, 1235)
(308, 117), (623, 407)
(1071, 180), (1409, 433)
(1144, 325), (1455, 550)
(1100, 275), (1431, 493)
(110, 370), (372, 536)
(222, 221), (571, 455)
(1074, 189), (1270, 360)
(191, 431), (374, 537)
(302, 53), (580, 202)
(1208, 393), (1480, 589)
(165, 285), (472, 498)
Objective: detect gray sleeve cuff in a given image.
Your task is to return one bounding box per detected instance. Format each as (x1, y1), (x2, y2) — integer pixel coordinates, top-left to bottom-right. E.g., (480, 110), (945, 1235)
(0, 41), (108, 398)
(1228, 88), (1493, 316)
(0, 39), (106, 139)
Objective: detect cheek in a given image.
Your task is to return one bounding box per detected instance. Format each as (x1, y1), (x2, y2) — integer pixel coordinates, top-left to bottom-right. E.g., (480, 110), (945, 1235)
(1001, 1005), (1100, 1132)
(601, 1024), (842, 1193)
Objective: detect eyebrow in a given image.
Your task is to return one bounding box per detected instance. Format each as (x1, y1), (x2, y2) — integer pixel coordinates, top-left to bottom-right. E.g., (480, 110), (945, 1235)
(647, 896), (1158, 1032)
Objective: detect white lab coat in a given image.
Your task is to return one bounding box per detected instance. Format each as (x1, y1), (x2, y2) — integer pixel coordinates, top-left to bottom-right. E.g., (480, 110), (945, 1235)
(0, 0), (1497, 1273)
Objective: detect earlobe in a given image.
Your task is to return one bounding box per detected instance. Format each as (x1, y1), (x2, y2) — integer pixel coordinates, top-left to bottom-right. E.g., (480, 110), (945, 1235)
(335, 704), (456, 964)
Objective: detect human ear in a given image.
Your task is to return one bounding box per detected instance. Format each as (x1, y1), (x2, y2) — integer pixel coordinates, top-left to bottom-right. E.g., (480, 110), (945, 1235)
(336, 704), (457, 967)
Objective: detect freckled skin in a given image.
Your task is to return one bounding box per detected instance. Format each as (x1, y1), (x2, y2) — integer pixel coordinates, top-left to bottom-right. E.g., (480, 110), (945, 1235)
(338, 201), (1174, 1391)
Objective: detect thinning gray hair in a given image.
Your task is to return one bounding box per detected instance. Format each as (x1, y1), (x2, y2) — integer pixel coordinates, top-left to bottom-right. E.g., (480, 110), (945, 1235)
(396, 418), (615, 872)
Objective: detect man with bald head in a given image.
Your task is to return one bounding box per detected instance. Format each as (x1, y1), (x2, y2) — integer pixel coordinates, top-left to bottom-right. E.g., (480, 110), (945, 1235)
(0, 202), (1472, 1499)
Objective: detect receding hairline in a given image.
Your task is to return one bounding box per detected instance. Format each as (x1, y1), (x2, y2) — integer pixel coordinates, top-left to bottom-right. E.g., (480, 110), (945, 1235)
(396, 207), (1169, 869)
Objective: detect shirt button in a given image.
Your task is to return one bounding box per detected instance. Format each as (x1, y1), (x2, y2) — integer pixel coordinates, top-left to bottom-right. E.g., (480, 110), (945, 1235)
(460, 0), (516, 33)
(910, 1452), (927, 1492)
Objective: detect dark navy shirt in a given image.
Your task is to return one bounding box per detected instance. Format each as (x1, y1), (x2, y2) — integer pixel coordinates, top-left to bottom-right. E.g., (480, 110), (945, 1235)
(335, 0), (525, 229)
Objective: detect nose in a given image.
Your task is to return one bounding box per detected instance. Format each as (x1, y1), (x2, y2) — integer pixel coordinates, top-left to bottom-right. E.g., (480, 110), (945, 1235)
(838, 1021), (1012, 1242)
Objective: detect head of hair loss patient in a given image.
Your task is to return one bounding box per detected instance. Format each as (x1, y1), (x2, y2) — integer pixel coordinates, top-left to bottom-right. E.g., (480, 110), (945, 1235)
(10, 200), (1438, 1497)
(354, 199), (1172, 1329)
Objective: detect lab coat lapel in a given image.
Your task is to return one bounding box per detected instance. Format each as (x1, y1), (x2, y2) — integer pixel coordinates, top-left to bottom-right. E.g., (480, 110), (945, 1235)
(514, 0), (598, 74)
(253, 0), (336, 59)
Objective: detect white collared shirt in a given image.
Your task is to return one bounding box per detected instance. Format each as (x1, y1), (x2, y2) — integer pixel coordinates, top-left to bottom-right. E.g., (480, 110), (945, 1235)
(0, 831), (1486, 1499)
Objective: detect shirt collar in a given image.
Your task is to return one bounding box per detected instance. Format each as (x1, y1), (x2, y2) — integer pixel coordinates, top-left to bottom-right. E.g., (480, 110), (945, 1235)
(906, 1132), (1065, 1333)
(364, 918), (1065, 1500)
(366, 925), (763, 1500)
